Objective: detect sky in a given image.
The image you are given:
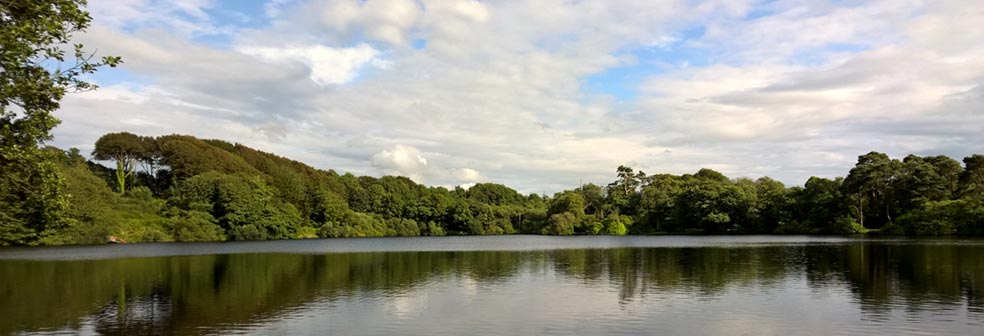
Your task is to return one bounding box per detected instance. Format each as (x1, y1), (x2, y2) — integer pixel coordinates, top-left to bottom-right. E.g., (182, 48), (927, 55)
(53, 0), (984, 194)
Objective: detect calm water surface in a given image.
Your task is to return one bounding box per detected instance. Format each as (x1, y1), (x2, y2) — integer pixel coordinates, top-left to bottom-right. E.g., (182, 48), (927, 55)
(2, 235), (983, 335)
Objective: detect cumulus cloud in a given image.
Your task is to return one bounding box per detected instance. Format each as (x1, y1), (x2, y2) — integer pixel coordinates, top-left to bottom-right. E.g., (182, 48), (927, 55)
(50, 0), (984, 194)
(237, 44), (383, 85)
(452, 168), (483, 182)
(369, 145), (487, 186)
(371, 145), (429, 182)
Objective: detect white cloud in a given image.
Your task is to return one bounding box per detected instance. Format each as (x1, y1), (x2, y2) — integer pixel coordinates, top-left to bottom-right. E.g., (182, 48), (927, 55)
(371, 145), (429, 182)
(310, 0), (423, 46)
(72, 83), (151, 104)
(369, 145), (489, 185)
(452, 168), (483, 182)
(50, 0), (984, 193)
(86, 0), (232, 37)
(237, 44), (383, 85)
(264, 0), (297, 18)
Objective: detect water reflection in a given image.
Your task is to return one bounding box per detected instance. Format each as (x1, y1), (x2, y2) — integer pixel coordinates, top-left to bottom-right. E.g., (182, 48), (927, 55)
(2, 239), (983, 335)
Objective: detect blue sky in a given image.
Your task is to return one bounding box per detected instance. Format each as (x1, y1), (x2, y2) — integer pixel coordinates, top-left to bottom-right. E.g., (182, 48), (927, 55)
(56, 0), (984, 194)
(584, 26), (714, 102)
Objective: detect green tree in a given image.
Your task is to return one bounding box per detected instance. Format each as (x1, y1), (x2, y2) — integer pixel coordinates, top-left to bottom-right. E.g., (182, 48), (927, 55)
(843, 152), (903, 229)
(600, 214), (631, 235)
(544, 212), (576, 235)
(576, 183), (606, 216)
(960, 155), (984, 197)
(674, 174), (753, 233)
(897, 198), (984, 235)
(466, 183), (524, 206)
(788, 177), (853, 234)
(0, 0), (120, 245)
(926, 155), (963, 197)
(42, 147), (117, 244)
(171, 172), (300, 240)
(897, 155), (961, 212)
(165, 209), (224, 242)
(307, 187), (349, 225)
(694, 168), (729, 182)
(137, 135), (168, 194)
(638, 174), (683, 233)
(607, 165), (645, 215)
(157, 135), (260, 179)
(548, 191), (585, 217)
(750, 177), (790, 233)
(92, 132), (145, 194)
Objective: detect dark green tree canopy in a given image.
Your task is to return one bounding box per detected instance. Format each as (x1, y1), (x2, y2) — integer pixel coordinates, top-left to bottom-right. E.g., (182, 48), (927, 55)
(93, 132), (146, 193)
(843, 152), (904, 228)
(694, 168), (729, 182)
(961, 155), (984, 197)
(92, 132), (146, 160)
(466, 183), (524, 206)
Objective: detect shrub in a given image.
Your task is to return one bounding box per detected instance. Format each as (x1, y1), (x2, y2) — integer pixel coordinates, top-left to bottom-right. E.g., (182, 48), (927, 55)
(168, 210), (225, 242)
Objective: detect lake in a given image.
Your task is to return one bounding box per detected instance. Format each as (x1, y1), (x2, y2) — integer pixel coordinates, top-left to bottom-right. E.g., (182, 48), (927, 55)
(1, 235), (983, 335)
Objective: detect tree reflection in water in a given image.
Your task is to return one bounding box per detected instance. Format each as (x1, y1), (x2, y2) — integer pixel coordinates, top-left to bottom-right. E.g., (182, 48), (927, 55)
(1, 241), (983, 335)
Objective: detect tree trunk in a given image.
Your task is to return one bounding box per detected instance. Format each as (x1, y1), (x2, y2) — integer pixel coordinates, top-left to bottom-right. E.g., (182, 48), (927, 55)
(885, 202), (893, 225)
(115, 160), (126, 194)
(857, 192), (864, 228)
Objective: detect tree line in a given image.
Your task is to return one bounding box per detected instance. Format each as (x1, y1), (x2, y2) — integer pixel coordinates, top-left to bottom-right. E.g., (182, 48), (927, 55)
(1, 131), (980, 245)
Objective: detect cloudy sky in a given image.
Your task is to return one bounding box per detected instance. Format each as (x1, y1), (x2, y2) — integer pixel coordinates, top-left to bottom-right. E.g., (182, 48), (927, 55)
(55, 0), (984, 194)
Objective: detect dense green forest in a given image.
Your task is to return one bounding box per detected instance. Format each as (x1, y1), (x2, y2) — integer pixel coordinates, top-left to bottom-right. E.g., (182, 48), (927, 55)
(2, 131), (981, 245)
